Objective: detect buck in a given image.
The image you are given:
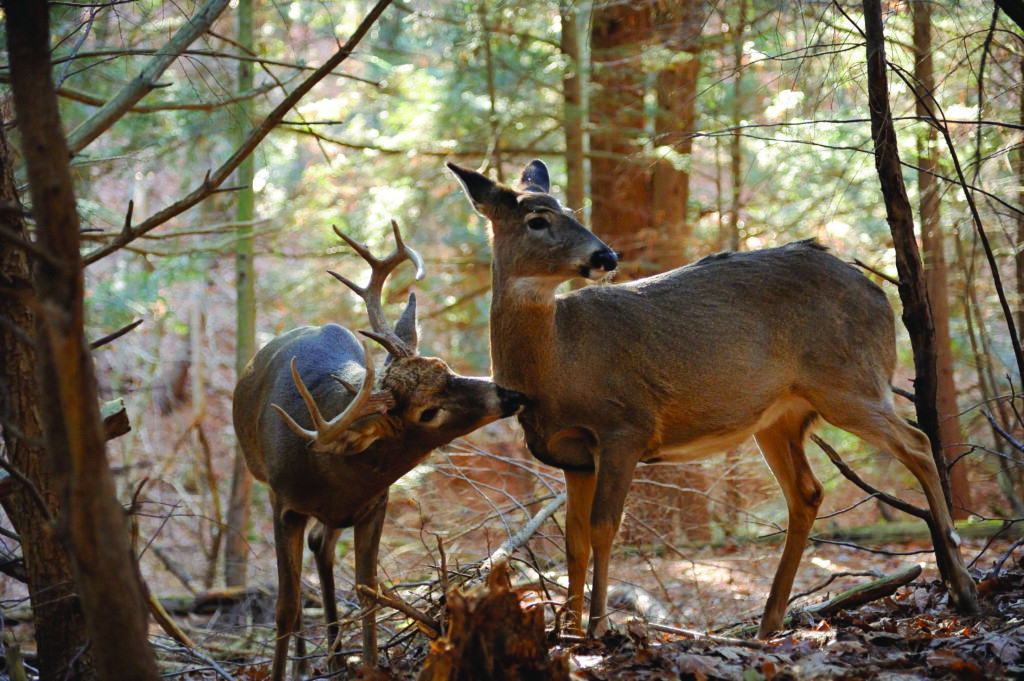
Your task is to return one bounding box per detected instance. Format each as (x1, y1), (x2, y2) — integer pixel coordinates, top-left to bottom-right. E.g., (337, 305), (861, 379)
(232, 222), (527, 680)
(448, 159), (980, 638)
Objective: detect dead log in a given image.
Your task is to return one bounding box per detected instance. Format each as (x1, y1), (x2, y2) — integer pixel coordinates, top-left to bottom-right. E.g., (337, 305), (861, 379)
(803, 563), (921, 619)
(418, 561), (569, 681)
(729, 564), (923, 637)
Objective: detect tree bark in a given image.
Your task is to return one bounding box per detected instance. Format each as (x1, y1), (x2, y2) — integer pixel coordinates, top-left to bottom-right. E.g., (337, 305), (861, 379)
(2, 3), (159, 678)
(913, 0), (970, 518)
(0, 120), (97, 681)
(652, 0), (703, 265)
(590, 0), (652, 279)
(225, 0), (257, 589)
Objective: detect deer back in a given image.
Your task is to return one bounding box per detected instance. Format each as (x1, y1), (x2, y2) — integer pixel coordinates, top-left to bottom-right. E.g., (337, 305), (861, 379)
(546, 242), (898, 449)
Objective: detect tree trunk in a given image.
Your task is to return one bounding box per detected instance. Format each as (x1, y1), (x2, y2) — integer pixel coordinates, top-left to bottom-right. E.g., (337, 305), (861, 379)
(913, 0), (970, 518)
(725, 0), (747, 251)
(862, 0), (967, 595)
(652, 0), (702, 265)
(225, 0), (257, 589)
(0, 120), (97, 681)
(2, 3), (159, 678)
(590, 0), (652, 279)
(561, 1), (586, 213)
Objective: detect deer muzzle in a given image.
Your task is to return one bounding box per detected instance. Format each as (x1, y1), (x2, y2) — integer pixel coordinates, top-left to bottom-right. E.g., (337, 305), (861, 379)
(497, 386), (530, 416)
(582, 247), (617, 279)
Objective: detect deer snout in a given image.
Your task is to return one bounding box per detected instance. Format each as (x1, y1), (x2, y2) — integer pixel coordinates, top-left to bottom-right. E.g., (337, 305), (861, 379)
(588, 247), (617, 276)
(497, 386), (530, 416)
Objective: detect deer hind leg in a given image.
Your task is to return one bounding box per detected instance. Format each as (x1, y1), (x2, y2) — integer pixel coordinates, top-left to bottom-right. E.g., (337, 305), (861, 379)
(271, 510), (309, 681)
(353, 492), (389, 669)
(826, 403), (980, 614)
(309, 522), (344, 668)
(564, 469), (596, 635)
(754, 411), (823, 638)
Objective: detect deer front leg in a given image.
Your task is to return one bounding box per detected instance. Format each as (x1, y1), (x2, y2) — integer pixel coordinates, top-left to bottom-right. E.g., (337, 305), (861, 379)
(353, 493), (389, 669)
(586, 447), (640, 638)
(271, 510), (308, 681)
(309, 522), (344, 669)
(563, 469), (596, 635)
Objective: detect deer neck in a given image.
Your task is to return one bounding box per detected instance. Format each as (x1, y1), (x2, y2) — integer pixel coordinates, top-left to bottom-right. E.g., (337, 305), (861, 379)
(489, 271), (560, 397)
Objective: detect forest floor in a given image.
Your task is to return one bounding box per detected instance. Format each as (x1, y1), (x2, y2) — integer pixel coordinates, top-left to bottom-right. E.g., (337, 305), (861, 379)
(115, 534), (1024, 679)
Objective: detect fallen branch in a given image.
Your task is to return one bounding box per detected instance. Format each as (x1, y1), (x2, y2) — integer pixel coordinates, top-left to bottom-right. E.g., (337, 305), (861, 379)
(146, 590), (195, 649)
(647, 622), (772, 650)
(358, 584), (440, 638)
(802, 563), (921, 618)
(486, 492), (566, 568)
(726, 564), (922, 637)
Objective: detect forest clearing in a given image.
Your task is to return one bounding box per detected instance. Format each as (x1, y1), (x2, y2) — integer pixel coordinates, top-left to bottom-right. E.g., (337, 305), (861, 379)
(1, 1), (1024, 679)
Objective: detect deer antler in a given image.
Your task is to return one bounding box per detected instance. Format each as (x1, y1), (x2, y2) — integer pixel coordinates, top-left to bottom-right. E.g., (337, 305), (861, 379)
(271, 340), (394, 451)
(329, 220), (425, 359)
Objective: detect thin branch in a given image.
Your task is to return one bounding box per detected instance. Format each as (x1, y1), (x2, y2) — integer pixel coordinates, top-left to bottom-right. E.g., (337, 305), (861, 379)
(55, 79), (280, 113)
(82, 0), (393, 266)
(357, 584), (440, 637)
(66, 0), (233, 153)
(89, 318), (143, 350)
(811, 434), (929, 520)
(0, 455), (53, 523)
(646, 622), (772, 649)
(485, 492), (566, 567)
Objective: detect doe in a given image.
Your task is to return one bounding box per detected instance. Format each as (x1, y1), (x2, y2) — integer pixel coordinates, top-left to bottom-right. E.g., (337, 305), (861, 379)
(448, 159), (979, 638)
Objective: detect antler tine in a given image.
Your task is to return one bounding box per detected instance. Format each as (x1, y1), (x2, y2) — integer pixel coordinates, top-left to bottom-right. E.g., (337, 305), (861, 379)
(271, 342), (380, 450)
(331, 221), (424, 358)
(360, 329), (411, 360)
(390, 219), (426, 281)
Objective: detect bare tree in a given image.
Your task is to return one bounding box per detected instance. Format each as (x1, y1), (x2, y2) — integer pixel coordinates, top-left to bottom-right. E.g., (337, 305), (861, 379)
(862, 0), (979, 613)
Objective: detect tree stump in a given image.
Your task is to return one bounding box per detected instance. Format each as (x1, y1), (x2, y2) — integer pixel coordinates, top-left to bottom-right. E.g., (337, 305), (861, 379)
(418, 562), (569, 681)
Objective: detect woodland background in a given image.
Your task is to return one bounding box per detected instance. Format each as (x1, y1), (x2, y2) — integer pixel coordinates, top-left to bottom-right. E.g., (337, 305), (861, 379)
(0, 0), (1023, 678)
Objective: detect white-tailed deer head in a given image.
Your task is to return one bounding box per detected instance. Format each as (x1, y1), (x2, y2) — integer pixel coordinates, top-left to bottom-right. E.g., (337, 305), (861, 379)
(448, 159), (979, 639)
(232, 221), (527, 680)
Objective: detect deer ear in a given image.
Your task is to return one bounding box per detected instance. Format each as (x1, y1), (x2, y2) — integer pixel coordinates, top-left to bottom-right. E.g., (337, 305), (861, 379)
(517, 159), (550, 193)
(447, 162), (516, 217)
(330, 415), (388, 455)
(393, 292), (418, 355)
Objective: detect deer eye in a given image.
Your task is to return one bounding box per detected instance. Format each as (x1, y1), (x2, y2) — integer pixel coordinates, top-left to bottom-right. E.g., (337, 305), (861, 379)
(526, 216), (548, 231)
(418, 407), (440, 423)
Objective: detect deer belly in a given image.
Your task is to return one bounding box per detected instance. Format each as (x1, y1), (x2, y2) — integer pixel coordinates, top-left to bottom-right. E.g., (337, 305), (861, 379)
(650, 394), (815, 463)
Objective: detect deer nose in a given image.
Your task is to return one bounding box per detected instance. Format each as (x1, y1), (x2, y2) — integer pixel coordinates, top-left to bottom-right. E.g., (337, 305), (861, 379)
(590, 247), (617, 273)
(497, 387), (530, 416)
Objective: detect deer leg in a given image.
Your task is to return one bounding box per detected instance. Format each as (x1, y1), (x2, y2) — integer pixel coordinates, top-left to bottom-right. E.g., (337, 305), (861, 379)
(271, 509), (308, 681)
(833, 407), (980, 615)
(563, 469), (596, 635)
(754, 414), (822, 638)
(353, 492), (389, 669)
(587, 449), (640, 638)
(309, 522), (344, 669)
